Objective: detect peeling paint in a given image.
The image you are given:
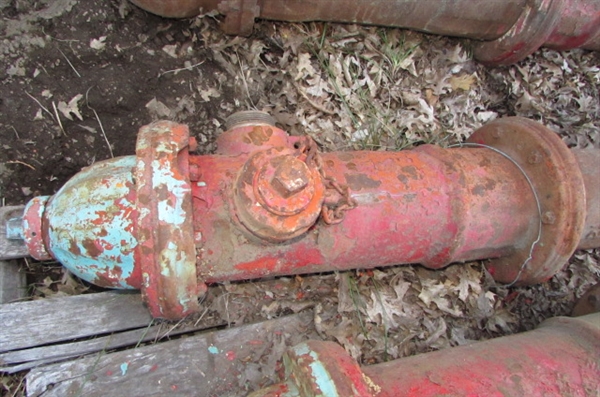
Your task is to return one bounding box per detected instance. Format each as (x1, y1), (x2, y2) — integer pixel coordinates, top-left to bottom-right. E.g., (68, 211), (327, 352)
(120, 362), (129, 376)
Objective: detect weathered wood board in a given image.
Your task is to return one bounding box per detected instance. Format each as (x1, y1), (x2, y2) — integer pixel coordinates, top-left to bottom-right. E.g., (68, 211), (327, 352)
(0, 291), (152, 353)
(0, 319), (224, 373)
(26, 311), (316, 397)
(0, 260), (27, 304)
(0, 206), (27, 260)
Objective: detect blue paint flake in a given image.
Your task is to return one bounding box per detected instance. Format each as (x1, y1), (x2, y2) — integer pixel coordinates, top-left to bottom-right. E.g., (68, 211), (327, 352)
(120, 362), (129, 376)
(208, 345), (219, 354)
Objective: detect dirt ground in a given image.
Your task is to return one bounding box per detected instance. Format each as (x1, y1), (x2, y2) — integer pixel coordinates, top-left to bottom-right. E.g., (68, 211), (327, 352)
(1, 0), (600, 395)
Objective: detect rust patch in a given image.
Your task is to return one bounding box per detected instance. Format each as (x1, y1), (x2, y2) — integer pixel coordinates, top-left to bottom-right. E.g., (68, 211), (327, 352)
(471, 184), (486, 196)
(401, 165), (421, 180)
(246, 126), (274, 146)
(82, 238), (103, 258)
(397, 174), (409, 186)
(69, 239), (81, 256)
(345, 173), (381, 190)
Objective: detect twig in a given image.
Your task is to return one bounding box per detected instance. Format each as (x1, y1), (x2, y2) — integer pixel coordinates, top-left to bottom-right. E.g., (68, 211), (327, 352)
(24, 91), (54, 119)
(193, 307), (210, 327)
(235, 49), (257, 109)
(159, 60), (205, 77)
(51, 101), (67, 136)
(6, 160), (36, 170)
(158, 317), (186, 341)
(85, 87), (114, 158)
(9, 126), (20, 139)
(293, 82), (336, 115)
(58, 48), (81, 78)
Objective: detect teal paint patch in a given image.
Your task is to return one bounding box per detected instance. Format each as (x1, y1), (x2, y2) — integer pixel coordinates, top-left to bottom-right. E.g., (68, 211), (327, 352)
(208, 345), (219, 354)
(308, 358), (340, 397)
(120, 362), (129, 376)
(45, 157), (139, 289)
(290, 343), (340, 397)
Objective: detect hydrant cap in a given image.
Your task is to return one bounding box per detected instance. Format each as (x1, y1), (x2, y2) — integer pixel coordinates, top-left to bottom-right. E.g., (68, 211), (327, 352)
(39, 156), (142, 289)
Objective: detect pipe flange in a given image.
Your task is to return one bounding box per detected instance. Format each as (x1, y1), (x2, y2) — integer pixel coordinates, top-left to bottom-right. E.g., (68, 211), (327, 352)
(473, 0), (564, 65)
(135, 121), (205, 319)
(467, 117), (586, 285)
(234, 147), (325, 243)
(22, 196), (52, 261)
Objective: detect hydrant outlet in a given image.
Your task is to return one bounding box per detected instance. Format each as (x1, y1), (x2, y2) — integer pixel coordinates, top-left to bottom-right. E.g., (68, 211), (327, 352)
(234, 147), (325, 242)
(225, 110), (276, 130)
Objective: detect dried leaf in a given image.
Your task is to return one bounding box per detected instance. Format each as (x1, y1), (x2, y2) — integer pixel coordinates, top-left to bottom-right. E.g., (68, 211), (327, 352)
(57, 94), (83, 121)
(449, 73), (476, 91)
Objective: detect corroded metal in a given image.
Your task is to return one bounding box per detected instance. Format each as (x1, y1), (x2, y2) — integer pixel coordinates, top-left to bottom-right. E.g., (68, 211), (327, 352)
(467, 117), (586, 284)
(129, 0), (600, 65)
(250, 314), (600, 397)
(134, 121), (203, 319)
(39, 158), (141, 288)
(22, 196), (52, 261)
(233, 145), (325, 242)
(17, 113), (600, 319)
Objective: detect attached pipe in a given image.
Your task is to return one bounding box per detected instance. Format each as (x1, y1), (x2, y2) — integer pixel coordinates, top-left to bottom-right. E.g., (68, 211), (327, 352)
(129, 0), (600, 65)
(8, 114), (600, 319)
(249, 313), (600, 397)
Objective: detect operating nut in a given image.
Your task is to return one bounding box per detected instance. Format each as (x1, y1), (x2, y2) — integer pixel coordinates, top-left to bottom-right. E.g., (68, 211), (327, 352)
(271, 157), (310, 198)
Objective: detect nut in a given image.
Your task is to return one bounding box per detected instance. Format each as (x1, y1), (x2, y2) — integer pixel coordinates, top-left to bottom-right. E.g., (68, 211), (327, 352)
(271, 157), (310, 198)
(528, 150), (542, 164)
(541, 211), (556, 225)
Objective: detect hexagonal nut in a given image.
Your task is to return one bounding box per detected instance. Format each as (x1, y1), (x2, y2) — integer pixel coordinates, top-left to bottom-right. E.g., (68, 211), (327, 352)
(271, 157), (311, 198)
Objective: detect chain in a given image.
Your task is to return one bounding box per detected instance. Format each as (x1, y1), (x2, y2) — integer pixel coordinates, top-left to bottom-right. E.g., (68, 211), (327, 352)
(296, 136), (357, 225)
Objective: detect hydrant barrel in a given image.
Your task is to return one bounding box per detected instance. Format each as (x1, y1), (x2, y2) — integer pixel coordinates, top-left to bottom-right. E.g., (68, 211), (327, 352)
(191, 146), (537, 283)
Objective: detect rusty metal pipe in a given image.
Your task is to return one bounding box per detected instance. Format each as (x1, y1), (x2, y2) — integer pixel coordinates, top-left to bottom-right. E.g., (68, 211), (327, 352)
(12, 114), (600, 319)
(250, 313), (600, 397)
(130, 0), (600, 65)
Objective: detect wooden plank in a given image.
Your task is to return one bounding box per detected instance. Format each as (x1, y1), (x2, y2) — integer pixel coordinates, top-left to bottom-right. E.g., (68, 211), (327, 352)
(0, 260), (27, 304)
(26, 311), (316, 397)
(0, 206), (28, 260)
(0, 291), (152, 353)
(0, 319), (227, 373)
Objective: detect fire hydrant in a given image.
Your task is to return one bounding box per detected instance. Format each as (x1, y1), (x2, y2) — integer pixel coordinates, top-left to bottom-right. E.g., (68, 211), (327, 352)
(129, 0), (600, 65)
(249, 313), (600, 397)
(15, 113), (600, 319)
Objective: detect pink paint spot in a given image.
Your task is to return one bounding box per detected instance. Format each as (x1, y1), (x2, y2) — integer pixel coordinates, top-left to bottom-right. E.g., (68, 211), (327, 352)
(106, 370), (113, 376)
(171, 385), (178, 391)
(150, 364), (158, 372)
(226, 351), (236, 361)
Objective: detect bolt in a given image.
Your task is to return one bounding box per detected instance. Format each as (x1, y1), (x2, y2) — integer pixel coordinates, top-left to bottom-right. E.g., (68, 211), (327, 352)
(541, 211), (556, 225)
(528, 150), (542, 164)
(271, 157), (310, 198)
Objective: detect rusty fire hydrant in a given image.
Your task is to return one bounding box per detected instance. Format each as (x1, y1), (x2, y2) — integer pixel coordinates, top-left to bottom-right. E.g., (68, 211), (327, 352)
(250, 313), (600, 397)
(129, 0), (600, 65)
(14, 113), (600, 319)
